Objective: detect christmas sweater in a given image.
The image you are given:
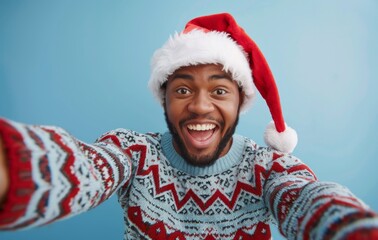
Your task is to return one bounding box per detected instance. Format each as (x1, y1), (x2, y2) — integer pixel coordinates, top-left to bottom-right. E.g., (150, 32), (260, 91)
(0, 119), (377, 239)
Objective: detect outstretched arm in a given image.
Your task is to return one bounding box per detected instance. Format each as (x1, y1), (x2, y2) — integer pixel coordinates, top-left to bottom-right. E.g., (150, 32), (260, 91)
(0, 118), (133, 230)
(0, 137), (8, 206)
(261, 148), (378, 239)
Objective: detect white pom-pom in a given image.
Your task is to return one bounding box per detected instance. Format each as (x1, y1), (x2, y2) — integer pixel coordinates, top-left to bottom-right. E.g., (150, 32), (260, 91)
(264, 121), (298, 153)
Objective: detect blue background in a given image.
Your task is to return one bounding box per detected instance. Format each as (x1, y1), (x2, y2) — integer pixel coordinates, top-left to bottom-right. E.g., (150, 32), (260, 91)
(0, 0), (377, 239)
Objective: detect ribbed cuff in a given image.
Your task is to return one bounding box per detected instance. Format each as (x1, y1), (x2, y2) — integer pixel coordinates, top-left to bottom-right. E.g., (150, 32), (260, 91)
(0, 119), (34, 230)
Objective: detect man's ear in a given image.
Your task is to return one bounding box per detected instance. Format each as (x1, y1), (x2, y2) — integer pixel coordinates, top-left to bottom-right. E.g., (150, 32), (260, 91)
(162, 93), (168, 114)
(161, 82), (168, 107)
(163, 97), (167, 111)
(238, 89), (245, 112)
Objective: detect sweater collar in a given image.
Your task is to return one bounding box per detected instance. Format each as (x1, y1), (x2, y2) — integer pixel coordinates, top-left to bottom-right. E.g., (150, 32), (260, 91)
(161, 132), (245, 176)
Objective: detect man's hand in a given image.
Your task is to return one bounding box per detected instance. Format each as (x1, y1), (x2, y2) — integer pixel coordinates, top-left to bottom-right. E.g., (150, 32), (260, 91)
(0, 136), (9, 206)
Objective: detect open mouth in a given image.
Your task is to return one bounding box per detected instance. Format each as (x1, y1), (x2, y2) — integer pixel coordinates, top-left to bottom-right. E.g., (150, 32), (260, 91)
(186, 123), (217, 145)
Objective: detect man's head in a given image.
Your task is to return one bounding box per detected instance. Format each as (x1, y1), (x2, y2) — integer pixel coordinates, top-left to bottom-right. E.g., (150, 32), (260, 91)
(163, 64), (243, 166)
(149, 13), (298, 157)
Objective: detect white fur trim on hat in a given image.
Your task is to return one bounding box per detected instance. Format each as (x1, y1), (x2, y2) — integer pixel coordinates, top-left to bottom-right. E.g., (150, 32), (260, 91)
(148, 30), (255, 112)
(264, 121), (298, 153)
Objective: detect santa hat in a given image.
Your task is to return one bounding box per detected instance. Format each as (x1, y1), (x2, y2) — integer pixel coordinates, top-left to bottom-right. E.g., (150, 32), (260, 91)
(148, 13), (298, 153)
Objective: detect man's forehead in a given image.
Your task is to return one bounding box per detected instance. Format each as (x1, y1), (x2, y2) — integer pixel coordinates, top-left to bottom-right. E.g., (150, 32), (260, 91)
(168, 64), (233, 81)
(172, 63), (225, 72)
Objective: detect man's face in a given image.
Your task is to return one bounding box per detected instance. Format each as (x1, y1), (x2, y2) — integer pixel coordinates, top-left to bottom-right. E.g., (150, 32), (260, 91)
(164, 64), (242, 166)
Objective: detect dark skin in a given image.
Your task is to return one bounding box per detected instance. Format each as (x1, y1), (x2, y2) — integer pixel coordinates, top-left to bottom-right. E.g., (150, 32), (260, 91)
(164, 64), (243, 166)
(0, 137), (8, 206)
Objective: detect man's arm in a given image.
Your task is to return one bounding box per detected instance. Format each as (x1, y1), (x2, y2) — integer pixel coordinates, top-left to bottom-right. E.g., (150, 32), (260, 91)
(261, 148), (378, 239)
(0, 118), (133, 230)
(0, 137), (8, 206)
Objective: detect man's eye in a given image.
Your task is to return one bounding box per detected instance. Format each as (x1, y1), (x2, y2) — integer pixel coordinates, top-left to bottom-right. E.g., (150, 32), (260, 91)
(176, 88), (190, 94)
(213, 89), (227, 95)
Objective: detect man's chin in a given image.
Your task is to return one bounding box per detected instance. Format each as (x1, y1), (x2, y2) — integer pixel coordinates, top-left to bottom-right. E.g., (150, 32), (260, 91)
(179, 150), (220, 167)
(164, 111), (239, 168)
(173, 133), (232, 167)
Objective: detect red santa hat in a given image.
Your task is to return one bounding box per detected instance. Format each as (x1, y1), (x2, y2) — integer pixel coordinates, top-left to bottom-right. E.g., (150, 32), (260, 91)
(148, 13), (298, 153)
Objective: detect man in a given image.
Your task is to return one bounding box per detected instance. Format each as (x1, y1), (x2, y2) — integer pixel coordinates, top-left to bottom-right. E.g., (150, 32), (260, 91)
(0, 13), (377, 239)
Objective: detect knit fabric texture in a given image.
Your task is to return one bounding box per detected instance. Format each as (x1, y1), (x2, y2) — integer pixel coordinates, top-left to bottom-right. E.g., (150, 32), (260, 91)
(0, 118), (377, 239)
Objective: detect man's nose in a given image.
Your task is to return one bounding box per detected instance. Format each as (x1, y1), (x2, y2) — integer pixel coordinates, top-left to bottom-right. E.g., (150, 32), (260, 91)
(187, 91), (215, 115)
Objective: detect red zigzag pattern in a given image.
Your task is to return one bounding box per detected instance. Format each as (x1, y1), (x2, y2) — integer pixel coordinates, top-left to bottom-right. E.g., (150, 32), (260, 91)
(125, 144), (311, 212)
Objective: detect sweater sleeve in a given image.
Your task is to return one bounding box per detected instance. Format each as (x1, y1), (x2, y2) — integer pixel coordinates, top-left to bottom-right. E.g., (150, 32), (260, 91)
(261, 148), (378, 240)
(0, 118), (132, 230)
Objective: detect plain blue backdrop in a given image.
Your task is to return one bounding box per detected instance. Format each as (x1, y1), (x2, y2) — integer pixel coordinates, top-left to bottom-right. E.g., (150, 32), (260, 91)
(0, 1), (377, 239)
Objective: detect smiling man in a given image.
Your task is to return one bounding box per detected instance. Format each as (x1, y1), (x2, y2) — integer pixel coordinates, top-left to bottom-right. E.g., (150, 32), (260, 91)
(0, 13), (378, 240)
(164, 64), (242, 166)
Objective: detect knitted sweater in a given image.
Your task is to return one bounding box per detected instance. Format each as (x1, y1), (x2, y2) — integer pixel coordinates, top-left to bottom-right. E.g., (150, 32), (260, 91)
(0, 119), (377, 239)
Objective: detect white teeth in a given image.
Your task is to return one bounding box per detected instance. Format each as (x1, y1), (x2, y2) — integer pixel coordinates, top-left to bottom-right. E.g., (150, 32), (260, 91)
(187, 123), (216, 131)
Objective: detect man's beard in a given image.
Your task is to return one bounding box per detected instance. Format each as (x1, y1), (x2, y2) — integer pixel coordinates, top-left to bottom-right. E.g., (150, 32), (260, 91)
(164, 111), (239, 167)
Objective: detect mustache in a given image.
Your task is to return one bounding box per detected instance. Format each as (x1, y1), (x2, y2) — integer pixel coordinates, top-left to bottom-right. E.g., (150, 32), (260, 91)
(178, 113), (225, 129)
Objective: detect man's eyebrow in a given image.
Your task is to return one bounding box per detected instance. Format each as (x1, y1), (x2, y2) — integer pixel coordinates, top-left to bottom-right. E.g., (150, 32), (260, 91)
(169, 73), (233, 82)
(209, 73), (233, 81)
(169, 73), (194, 81)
